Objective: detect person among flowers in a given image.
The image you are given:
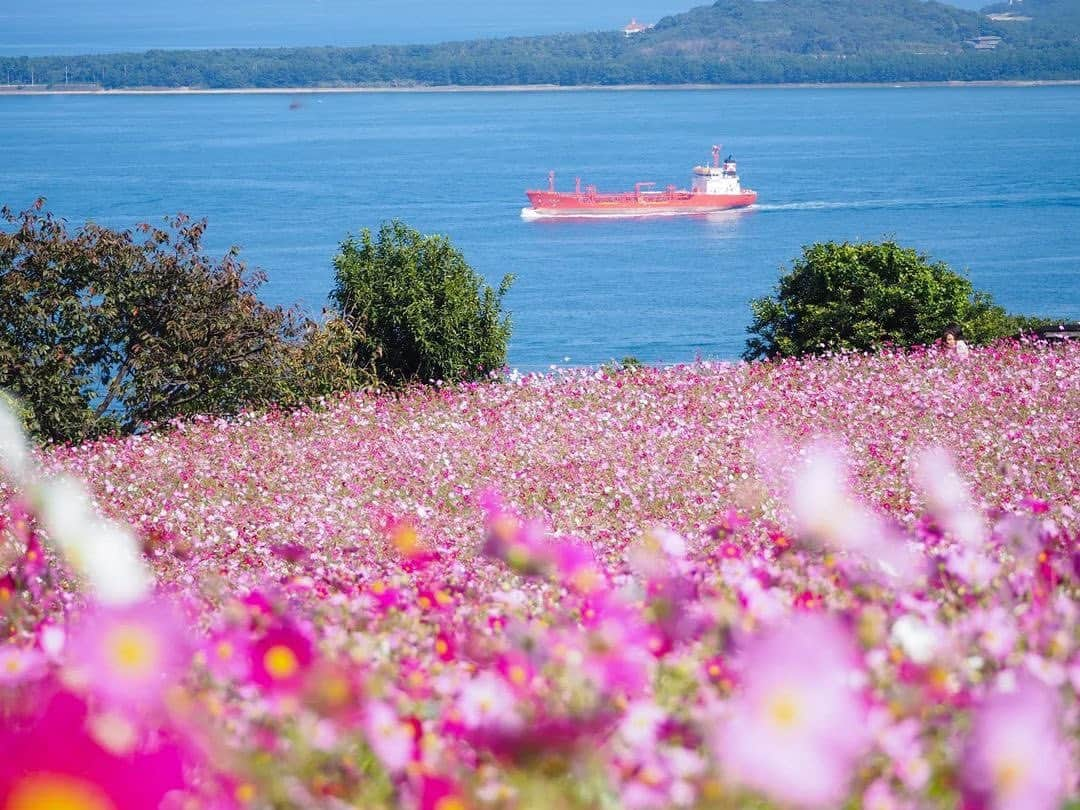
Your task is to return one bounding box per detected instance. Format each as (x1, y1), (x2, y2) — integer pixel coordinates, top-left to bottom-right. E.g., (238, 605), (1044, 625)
(943, 324), (970, 357)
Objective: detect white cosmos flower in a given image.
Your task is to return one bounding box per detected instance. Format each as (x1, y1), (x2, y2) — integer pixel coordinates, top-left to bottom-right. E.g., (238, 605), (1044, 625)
(0, 394), (31, 483)
(78, 520), (152, 606)
(37, 476), (97, 552)
(913, 447), (986, 548)
(891, 614), (941, 665)
(457, 671), (522, 731)
(39, 476), (151, 604)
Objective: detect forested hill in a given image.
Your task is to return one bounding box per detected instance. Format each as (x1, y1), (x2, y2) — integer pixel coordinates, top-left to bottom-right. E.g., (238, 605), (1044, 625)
(981, 0), (1080, 46)
(3, 0), (1079, 89)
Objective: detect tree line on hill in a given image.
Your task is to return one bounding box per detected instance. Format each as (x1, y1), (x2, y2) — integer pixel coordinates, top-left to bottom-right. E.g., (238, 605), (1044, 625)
(1, 0), (1078, 89)
(3, 46), (1080, 89)
(1, 201), (1064, 445)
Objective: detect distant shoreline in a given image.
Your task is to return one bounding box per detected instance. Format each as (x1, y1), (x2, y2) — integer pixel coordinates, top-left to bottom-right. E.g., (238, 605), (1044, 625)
(2, 80), (1080, 96)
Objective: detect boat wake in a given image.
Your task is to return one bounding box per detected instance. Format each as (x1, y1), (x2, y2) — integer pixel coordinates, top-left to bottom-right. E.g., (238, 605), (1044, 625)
(753, 190), (1080, 213)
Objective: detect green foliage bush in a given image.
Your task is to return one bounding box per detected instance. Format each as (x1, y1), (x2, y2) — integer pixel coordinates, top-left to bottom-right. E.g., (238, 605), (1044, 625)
(743, 240), (1039, 360)
(330, 221), (513, 387)
(0, 202), (360, 443)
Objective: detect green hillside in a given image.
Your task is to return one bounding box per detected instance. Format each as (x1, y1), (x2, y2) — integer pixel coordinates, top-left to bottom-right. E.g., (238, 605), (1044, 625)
(2, 0), (1078, 88)
(980, 0), (1080, 46)
(645, 0), (1000, 56)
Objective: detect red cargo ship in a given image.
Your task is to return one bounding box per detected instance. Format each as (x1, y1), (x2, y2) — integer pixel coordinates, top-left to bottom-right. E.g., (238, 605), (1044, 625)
(523, 145), (756, 219)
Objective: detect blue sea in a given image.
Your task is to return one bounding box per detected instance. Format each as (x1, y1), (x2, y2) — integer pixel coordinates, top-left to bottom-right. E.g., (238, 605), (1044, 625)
(2, 87), (1078, 370)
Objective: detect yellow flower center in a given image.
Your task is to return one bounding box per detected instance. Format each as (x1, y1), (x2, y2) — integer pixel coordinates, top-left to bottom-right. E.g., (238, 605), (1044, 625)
(435, 639), (449, 656)
(638, 765), (665, 787)
(234, 782), (257, 803)
(215, 641), (234, 660)
(317, 673), (350, 706)
(434, 798), (466, 810)
(571, 567), (602, 593)
(765, 689), (802, 731)
(6, 773), (117, 810)
(508, 665), (527, 685)
(263, 645), (299, 680)
(993, 758), (1027, 796)
(105, 624), (160, 681)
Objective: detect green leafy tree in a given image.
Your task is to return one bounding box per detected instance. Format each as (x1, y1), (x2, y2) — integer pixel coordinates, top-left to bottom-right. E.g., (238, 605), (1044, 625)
(0, 201), (356, 443)
(330, 221), (513, 387)
(743, 239), (1021, 360)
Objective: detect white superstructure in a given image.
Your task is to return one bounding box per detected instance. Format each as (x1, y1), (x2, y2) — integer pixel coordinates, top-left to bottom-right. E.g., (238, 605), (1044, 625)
(691, 146), (745, 195)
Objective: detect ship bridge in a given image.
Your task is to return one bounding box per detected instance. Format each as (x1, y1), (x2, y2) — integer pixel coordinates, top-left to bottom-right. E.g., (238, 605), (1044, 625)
(691, 145), (743, 195)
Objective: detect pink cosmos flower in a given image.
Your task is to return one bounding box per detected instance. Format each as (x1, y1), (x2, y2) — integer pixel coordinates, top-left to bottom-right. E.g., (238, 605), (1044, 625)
(363, 700), (418, 774)
(550, 539), (608, 595)
(863, 779), (912, 810)
(946, 546), (1000, 589)
(19, 534), (47, 580)
(974, 607), (1019, 662)
(0, 644), (46, 685)
(456, 671), (523, 733)
(717, 614), (870, 808)
(66, 599), (189, 712)
(961, 677), (1068, 810)
(875, 716), (932, 791)
(198, 626), (251, 682)
(618, 701), (667, 749)
(366, 578), (403, 614)
(249, 621), (314, 693)
(702, 655), (737, 692)
(302, 660), (364, 724)
(0, 690), (187, 810)
(495, 651), (534, 693)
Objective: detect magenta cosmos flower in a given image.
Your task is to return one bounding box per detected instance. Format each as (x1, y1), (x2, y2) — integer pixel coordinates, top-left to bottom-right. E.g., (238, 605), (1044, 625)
(249, 621), (314, 692)
(717, 614), (870, 808)
(0, 690), (187, 810)
(66, 599), (189, 713)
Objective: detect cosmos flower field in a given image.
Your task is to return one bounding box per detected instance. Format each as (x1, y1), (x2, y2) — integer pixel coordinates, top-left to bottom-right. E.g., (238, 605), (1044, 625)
(1, 339), (1078, 809)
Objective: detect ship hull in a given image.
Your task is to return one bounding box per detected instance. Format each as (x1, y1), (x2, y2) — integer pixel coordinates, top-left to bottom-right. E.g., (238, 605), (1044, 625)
(524, 190), (757, 218)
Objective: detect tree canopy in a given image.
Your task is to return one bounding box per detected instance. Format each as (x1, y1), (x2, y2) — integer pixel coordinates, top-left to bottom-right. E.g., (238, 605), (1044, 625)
(743, 239), (1034, 360)
(330, 221), (513, 387)
(0, 202), (357, 442)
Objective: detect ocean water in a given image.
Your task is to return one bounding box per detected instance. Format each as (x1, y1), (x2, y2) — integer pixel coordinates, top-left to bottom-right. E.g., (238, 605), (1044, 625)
(0, 0), (692, 55)
(1, 87), (1078, 370)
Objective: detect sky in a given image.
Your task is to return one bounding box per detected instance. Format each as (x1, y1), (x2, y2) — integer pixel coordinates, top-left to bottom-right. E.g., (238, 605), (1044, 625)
(1, 0), (990, 56)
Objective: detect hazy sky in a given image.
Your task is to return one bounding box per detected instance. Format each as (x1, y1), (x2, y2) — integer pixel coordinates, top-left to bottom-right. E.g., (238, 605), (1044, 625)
(2, 0), (991, 56)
